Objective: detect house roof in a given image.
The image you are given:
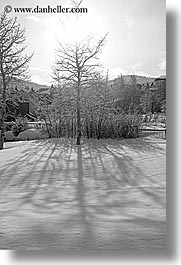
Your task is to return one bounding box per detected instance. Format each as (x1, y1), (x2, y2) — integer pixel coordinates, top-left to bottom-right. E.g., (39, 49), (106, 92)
(154, 75), (166, 81)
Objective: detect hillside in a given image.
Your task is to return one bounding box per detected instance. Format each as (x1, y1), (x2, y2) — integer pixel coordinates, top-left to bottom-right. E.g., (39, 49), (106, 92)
(0, 77), (50, 93)
(122, 75), (156, 85)
(0, 74), (164, 95)
(26, 75), (156, 89)
(21, 80), (50, 91)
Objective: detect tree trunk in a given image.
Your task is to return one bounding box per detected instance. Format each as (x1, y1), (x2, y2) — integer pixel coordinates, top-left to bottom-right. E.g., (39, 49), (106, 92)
(76, 81), (81, 145)
(0, 76), (6, 150)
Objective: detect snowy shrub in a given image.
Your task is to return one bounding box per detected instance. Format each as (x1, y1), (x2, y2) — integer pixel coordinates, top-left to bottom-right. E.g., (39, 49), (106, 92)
(4, 131), (16, 141)
(17, 128), (48, 141)
(81, 113), (141, 139)
(35, 77), (143, 141)
(11, 123), (20, 137)
(119, 114), (140, 139)
(43, 111), (142, 140)
(11, 117), (29, 136)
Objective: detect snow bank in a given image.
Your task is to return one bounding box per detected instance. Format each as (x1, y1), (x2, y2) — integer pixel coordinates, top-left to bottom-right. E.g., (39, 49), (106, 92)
(17, 128), (48, 141)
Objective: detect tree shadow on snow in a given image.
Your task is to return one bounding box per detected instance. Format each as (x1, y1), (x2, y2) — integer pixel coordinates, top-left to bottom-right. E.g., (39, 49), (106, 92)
(0, 137), (166, 250)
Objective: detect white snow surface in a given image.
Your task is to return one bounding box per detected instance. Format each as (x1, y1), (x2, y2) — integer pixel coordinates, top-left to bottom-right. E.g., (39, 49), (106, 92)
(0, 137), (166, 250)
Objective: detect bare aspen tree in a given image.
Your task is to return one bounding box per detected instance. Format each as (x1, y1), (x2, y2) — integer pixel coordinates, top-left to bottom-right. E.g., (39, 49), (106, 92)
(0, 12), (33, 149)
(53, 35), (107, 145)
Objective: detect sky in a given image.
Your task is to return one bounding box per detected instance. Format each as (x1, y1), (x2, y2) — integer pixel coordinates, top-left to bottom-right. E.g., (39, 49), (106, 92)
(0, 0), (166, 85)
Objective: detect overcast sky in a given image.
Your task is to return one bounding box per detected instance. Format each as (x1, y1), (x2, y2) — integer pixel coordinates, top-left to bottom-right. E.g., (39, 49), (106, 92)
(0, 0), (166, 85)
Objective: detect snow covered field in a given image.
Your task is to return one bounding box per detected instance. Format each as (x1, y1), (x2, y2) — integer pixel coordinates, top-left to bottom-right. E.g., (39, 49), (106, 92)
(0, 137), (166, 250)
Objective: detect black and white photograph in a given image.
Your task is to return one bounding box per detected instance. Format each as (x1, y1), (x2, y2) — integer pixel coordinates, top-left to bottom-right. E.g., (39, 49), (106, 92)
(0, 0), (166, 251)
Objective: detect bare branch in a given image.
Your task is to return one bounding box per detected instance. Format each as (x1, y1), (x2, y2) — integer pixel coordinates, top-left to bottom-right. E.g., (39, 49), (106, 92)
(0, 12), (33, 149)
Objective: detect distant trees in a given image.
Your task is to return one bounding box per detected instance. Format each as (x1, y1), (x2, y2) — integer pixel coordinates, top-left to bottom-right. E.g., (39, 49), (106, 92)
(115, 85), (143, 114)
(113, 75), (143, 114)
(0, 12), (33, 149)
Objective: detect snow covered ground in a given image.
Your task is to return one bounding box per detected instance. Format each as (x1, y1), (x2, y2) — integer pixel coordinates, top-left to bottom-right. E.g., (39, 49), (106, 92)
(0, 137), (166, 250)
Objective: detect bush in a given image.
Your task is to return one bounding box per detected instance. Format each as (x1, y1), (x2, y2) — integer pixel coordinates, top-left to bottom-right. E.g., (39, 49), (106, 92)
(4, 131), (16, 141)
(46, 113), (142, 140)
(11, 117), (29, 136)
(17, 128), (48, 141)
